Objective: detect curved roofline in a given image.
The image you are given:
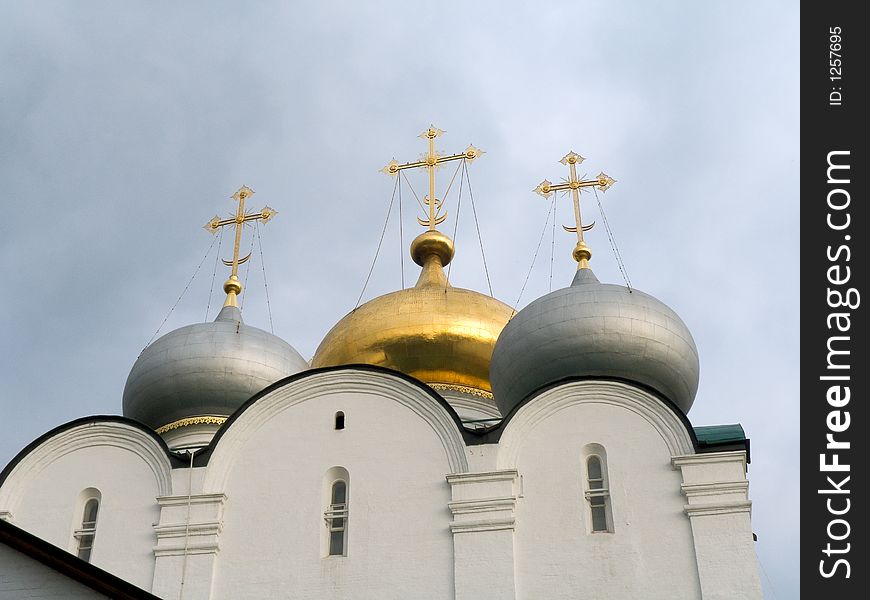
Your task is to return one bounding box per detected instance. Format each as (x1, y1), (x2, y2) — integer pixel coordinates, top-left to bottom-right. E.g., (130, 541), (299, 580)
(499, 375), (693, 436)
(2, 371), (747, 481)
(193, 363), (477, 466)
(481, 375), (748, 460)
(473, 375), (712, 449)
(0, 415), (186, 489)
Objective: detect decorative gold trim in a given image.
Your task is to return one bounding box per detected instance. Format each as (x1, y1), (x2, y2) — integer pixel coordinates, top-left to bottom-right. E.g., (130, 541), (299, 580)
(155, 416), (228, 435)
(429, 383), (494, 401)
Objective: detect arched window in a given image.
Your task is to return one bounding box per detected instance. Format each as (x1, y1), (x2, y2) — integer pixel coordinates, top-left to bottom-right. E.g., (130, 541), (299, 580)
(582, 444), (614, 534)
(585, 456), (609, 532)
(335, 411), (345, 430)
(325, 479), (348, 556)
(73, 493), (100, 561)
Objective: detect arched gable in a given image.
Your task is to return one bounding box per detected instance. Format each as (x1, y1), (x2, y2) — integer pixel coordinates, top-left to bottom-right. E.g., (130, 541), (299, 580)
(203, 367), (469, 491)
(0, 418), (173, 518)
(497, 379), (695, 469)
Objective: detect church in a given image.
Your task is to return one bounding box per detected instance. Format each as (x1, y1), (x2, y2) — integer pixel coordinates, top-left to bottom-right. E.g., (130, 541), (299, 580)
(0, 129), (763, 599)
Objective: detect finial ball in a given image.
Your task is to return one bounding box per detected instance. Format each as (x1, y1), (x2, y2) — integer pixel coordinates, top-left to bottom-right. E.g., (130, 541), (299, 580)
(223, 276), (243, 296)
(410, 230), (455, 267)
(572, 242), (592, 263)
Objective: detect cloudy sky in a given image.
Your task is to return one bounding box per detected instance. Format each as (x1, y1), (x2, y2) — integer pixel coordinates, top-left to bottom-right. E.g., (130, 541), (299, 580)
(1, 1), (798, 597)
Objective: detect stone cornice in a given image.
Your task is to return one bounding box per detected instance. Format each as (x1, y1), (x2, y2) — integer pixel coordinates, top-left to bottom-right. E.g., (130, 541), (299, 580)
(447, 470), (519, 534)
(446, 470), (519, 485)
(672, 450), (747, 470)
(153, 520), (223, 538)
(449, 519), (516, 534)
(684, 501), (752, 518)
(156, 493), (227, 507)
(448, 496), (518, 515)
(681, 481), (749, 498)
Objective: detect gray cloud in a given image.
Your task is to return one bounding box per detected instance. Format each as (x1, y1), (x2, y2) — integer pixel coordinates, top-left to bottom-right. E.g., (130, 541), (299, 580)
(0, 2), (798, 597)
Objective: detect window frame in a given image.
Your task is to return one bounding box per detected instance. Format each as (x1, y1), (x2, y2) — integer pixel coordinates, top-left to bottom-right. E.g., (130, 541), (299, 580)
(584, 453), (612, 533)
(324, 479), (348, 556)
(73, 495), (100, 561)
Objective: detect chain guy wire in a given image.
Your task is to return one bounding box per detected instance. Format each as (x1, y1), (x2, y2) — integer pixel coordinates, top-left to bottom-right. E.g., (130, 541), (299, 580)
(756, 548), (780, 600)
(593, 186), (632, 291)
(398, 168), (405, 289)
(254, 220), (275, 334)
(400, 159), (462, 228)
(239, 222), (257, 311)
(464, 160), (493, 297)
(450, 162), (466, 241)
(446, 160), (467, 285)
(205, 227), (225, 321)
(399, 171), (426, 213)
(550, 197), (558, 290)
(440, 159), (464, 209)
(145, 233), (220, 351)
(514, 197), (556, 310)
(355, 176), (399, 309)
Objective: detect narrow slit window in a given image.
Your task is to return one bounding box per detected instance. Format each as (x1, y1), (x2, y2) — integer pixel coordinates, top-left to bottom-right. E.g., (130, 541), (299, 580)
(74, 498), (100, 561)
(585, 455), (610, 533)
(335, 411), (345, 430)
(325, 480), (348, 556)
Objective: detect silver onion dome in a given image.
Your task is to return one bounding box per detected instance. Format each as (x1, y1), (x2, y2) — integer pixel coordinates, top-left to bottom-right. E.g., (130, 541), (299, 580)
(490, 268), (700, 416)
(123, 305), (309, 430)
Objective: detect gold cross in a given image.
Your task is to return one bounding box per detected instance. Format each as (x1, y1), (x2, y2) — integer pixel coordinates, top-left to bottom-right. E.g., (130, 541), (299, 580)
(534, 151), (615, 269)
(381, 126), (483, 230)
(203, 186), (277, 307)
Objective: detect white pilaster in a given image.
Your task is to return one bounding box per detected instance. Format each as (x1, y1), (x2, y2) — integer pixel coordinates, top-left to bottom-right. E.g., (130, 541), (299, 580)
(152, 492), (226, 600)
(672, 451), (763, 600)
(447, 470), (519, 600)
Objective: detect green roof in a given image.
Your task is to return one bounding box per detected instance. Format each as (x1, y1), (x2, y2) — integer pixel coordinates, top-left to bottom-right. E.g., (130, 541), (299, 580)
(694, 424), (746, 445)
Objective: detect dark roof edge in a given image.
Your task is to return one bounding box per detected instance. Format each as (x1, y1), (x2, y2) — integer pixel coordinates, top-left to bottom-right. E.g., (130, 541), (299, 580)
(693, 423), (750, 463)
(1, 372), (749, 479)
(471, 375), (697, 444)
(0, 415), (185, 489)
(469, 375), (751, 462)
(696, 437), (752, 463)
(193, 363), (477, 466)
(0, 519), (161, 600)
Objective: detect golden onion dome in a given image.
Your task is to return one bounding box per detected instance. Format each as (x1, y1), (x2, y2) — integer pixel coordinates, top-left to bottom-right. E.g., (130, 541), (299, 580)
(312, 230), (514, 404)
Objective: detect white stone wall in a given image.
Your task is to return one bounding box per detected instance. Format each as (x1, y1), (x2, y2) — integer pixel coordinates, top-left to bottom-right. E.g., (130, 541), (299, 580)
(0, 544), (109, 599)
(205, 371), (464, 600)
(0, 423), (169, 592)
(0, 371), (763, 600)
(500, 382), (703, 599)
(673, 452), (763, 599)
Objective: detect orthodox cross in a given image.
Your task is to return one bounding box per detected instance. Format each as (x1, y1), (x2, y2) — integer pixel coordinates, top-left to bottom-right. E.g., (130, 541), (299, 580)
(534, 151), (615, 269)
(203, 185), (277, 307)
(381, 126), (483, 230)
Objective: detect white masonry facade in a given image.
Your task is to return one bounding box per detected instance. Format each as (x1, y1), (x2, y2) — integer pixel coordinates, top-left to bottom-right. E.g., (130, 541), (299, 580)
(0, 368), (762, 599)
